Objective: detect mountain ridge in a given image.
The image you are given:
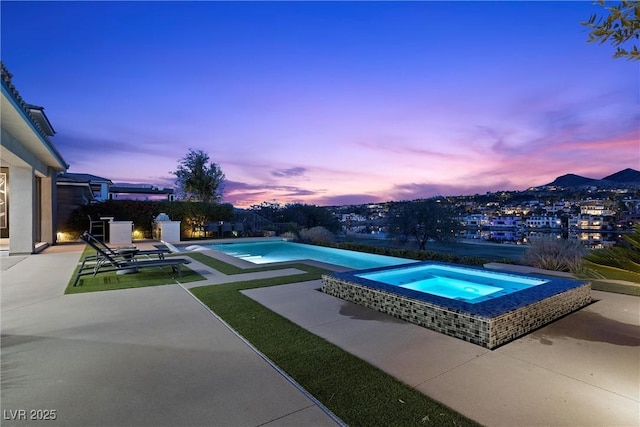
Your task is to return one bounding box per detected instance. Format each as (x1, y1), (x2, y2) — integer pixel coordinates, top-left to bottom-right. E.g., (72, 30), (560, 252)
(541, 168), (640, 189)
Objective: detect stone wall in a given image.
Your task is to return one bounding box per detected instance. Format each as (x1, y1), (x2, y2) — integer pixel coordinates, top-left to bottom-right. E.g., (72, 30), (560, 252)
(322, 275), (591, 349)
(488, 284), (591, 348)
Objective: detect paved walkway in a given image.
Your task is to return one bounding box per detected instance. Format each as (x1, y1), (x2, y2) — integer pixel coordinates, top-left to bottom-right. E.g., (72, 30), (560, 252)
(1, 243), (341, 427)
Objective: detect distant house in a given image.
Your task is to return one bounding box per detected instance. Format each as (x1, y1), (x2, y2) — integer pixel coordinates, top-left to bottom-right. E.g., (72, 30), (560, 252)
(1, 63), (68, 254)
(524, 216), (562, 228)
(568, 214), (607, 230)
(108, 184), (174, 201)
(58, 173), (113, 203)
(56, 173), (113, 233)
(56, 174), (175, 233)
(488, 216), (522, 228)
(460, 214), (489, 227)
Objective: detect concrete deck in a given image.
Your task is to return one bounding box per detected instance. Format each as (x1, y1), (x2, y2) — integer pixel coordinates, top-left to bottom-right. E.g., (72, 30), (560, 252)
(2, 241), (639, 426)
(0, 243), (341, 427)
(243, 280), (640, 427)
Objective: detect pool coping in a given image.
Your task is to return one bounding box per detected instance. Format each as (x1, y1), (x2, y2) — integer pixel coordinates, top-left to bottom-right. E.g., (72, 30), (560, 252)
(324, 261), (589, 318)
(180, 239), (416, 271)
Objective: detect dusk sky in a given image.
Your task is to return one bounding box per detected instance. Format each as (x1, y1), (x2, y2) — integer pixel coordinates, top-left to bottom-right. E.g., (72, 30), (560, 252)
(2, 1), (638, 207)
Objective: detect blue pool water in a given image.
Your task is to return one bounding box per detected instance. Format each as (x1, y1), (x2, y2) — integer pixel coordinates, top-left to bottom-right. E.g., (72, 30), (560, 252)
(357, 264), (549, 303)
(206, 240), (416, 270)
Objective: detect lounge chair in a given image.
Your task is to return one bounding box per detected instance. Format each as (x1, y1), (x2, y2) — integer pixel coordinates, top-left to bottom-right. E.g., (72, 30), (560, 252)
(153, 240), (181, 254)
(82, 231), (170, 261)
(73, 233), (192, 287)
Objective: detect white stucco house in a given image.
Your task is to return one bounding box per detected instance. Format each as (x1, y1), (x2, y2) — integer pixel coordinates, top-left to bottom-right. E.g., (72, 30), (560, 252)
(1, 63), (68, 254)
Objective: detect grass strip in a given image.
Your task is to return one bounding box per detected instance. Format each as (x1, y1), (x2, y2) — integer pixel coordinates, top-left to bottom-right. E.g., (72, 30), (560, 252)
(578, 262), (640, 296)
(190, 264), (479, 427)
(582, 262), (640, 284)
(590, 280), (640, 296)
(65, 245), (206, 294)
(185, 251), (291, 275)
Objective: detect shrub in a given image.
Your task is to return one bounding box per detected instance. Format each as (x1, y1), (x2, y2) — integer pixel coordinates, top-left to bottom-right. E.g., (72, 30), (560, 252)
(335, 242), (489, 266)
(280, 231), (297, 240)
(62, 200), (233, 239)
(299, 226), (335, 245)
(520, 237), (587, 272)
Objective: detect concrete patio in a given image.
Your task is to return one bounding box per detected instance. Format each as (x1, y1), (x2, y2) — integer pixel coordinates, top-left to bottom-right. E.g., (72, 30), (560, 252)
(244, 281), (640, 426)
(1, 242), (639, 426)
(0, 243), (341, 427)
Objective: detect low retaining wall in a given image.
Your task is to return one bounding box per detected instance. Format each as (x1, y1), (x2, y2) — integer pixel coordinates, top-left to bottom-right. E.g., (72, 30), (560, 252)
(322, 274), (591, 349)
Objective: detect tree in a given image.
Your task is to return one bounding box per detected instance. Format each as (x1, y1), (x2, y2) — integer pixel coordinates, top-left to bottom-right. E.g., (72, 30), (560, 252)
(249, 202), (340, 232)
(280, 203), (340, 232)
(582, 0), (640, 60)
(387, 199), (462, 250)
(173, 149), (225, 203)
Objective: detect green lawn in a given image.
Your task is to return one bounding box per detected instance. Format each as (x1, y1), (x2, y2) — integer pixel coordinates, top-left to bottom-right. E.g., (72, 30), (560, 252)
(590, 280), (640, 296)
(579, 261), (640, 296)
(582, 261), (640, 283)
(65, 246), (206, 294)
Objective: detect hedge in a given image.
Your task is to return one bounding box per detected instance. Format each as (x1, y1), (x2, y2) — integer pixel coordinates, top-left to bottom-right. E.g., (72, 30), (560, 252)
(63, 200), (234, 239)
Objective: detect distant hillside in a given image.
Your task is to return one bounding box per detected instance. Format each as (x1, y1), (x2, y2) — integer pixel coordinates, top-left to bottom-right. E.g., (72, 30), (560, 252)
(541, 168), (640, 189)
(603, 168), (640, 184)
(546, 173), (598, 187)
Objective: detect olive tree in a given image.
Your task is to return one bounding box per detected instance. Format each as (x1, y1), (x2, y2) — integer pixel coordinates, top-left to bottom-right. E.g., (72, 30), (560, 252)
(173, 149), (225, 203)
(582, 0), (640, 60)
(387, 199), (462, 250)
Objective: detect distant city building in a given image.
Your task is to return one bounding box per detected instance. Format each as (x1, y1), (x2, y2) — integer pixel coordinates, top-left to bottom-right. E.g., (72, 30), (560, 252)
(579, 204), (616, 216)
(525, 216), (562, 228)
(488, 216), (522, 228)
(460, 214), (489, 227)
(569, 214), (607, 230)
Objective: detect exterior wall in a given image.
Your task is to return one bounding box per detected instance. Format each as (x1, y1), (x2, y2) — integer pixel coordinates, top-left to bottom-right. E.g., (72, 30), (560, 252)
(8, 166), (35, 254)
(40, 173), (56, 245)
(1, 65), (68, 254)
(322, 277), (491, 346)
(0, 167), (8, 238)
(487, 285), (591, 348)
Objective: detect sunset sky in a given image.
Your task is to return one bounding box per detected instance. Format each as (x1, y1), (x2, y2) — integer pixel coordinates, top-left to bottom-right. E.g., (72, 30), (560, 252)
(2, 1), (638, 207)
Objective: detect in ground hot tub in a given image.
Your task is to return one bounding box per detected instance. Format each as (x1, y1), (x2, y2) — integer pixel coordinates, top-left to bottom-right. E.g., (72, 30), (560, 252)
(321, 262), (591, 349)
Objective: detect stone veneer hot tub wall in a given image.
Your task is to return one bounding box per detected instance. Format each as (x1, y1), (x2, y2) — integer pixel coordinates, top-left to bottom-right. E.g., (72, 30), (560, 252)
(321, 262), (591, 349)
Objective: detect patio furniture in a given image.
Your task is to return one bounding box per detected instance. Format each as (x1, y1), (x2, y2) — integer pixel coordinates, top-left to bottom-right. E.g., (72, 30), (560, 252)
(88, 215), (106, 241)
(153, 241), (180, 254)
(82, 231), (169, 261)
(73, 232), (192, 286)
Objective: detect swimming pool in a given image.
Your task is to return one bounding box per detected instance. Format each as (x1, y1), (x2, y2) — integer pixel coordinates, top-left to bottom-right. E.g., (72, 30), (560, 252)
(322, 262), (591, 349)
(204, 240), (416, 270)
